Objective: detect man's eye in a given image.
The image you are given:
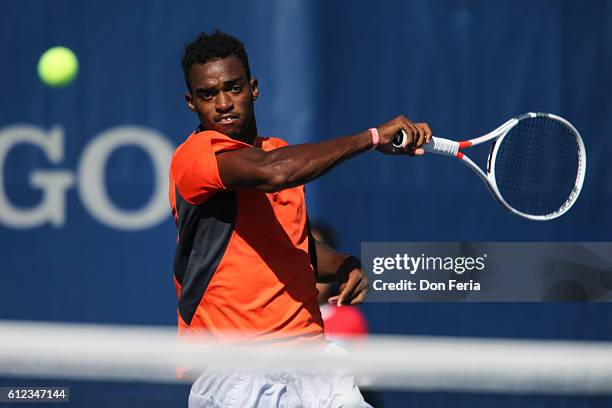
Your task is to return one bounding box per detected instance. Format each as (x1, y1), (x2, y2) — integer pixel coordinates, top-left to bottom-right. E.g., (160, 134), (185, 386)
(201, 93), (214, 100)
(231, 85), (242, 92)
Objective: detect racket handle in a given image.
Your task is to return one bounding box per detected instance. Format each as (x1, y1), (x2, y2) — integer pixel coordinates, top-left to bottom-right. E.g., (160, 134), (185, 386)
(392, 131), (459, 156)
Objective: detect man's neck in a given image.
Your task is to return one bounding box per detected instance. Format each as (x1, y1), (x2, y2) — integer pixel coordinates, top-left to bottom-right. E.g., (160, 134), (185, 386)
(198, 124), (258, 146)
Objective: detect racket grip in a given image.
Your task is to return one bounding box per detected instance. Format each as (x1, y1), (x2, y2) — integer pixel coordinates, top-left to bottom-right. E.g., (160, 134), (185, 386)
(424, 137), (460, 156)
(392, 131), (460, 156)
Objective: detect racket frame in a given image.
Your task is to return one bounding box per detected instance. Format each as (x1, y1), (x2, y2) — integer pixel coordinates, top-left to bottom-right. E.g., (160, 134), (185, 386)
(408, 113), (586, 220)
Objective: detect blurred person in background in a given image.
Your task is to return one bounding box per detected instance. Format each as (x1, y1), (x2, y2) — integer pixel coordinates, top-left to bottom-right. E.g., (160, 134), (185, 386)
(169, 30), (431, 407)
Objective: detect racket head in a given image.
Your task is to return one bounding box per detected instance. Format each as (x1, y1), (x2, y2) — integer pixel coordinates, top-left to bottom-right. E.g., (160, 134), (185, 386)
(488, 113), (586, 221)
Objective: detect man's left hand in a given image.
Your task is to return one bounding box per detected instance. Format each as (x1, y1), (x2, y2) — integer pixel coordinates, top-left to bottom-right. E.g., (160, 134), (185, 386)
(328, 257), (369, 306)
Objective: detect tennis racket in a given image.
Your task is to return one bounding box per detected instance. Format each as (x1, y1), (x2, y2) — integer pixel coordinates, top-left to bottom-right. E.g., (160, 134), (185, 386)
(392, 112), (586, 220)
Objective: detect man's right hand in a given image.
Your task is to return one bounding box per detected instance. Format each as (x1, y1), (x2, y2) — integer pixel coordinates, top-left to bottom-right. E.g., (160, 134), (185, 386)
(375, 115), (432, 155)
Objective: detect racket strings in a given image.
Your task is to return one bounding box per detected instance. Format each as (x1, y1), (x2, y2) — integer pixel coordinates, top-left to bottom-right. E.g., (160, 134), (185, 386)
(493, 117), (580, 216)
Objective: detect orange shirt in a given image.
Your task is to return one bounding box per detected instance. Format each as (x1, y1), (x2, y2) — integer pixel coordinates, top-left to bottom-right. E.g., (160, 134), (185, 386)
(169, 130), (324, 344)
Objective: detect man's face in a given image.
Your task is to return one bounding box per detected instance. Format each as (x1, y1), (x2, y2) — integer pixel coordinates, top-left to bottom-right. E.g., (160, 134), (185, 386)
(186, 56), (258, 142)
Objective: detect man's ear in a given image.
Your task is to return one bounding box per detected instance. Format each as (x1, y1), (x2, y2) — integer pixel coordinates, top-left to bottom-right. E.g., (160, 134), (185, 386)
(250, 78), (259, 100)
(185, 92), (196, 112)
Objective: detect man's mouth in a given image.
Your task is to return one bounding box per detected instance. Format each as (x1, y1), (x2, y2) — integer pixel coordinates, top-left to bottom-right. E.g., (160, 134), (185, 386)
(216, 114), (239, 124)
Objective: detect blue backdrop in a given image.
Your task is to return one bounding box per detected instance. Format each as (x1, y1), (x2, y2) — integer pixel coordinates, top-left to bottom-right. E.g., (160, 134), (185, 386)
(1, 0), (611, 406)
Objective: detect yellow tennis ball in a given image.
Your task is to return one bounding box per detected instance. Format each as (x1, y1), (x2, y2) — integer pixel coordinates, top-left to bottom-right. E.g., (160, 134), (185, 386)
(37, 46), (79, 88)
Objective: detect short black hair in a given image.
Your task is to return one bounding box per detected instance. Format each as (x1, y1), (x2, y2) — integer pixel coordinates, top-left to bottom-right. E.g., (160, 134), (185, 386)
(182, 30), (251, 92)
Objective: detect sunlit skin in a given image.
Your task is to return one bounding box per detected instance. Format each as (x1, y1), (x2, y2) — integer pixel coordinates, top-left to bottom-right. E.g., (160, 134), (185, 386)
(185, 56), (259, 144)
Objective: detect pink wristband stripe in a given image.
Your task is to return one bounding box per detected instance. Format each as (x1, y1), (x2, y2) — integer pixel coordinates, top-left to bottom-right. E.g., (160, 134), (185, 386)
(369, 128), (379, 150)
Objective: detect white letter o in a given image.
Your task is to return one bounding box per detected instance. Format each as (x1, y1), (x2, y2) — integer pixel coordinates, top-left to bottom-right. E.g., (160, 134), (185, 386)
(78, 126), (174, 230)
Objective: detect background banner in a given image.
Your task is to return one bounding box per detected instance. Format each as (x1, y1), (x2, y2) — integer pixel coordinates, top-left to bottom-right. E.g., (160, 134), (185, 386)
(1, 1), (611, 406)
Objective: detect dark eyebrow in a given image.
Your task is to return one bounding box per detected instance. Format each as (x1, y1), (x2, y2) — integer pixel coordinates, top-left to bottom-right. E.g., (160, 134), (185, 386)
(223, 77), (244, 86)
(194, 77), (244, 94)
(194, 86), (215, 95)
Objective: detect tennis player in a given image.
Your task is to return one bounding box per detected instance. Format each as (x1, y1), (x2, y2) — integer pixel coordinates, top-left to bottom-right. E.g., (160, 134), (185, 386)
(169, 30), (431, 408)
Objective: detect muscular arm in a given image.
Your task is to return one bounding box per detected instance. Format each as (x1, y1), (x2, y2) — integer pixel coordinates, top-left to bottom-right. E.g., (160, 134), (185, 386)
(314, 239), (368, 306)
(216, 130), (372, 192)
(215, 116), (433, 192)
(314, 240), (354, 283)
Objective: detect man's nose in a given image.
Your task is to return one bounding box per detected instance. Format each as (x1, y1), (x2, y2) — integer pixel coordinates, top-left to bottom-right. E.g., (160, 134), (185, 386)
(215, 92), (233, 112)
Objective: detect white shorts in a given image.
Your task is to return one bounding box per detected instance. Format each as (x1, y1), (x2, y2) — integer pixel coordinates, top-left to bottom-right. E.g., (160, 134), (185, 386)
(188, 345), (372, 408)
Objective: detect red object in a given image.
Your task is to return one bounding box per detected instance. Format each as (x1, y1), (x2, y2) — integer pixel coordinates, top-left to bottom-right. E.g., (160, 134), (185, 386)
(320, 304), (368, 339)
